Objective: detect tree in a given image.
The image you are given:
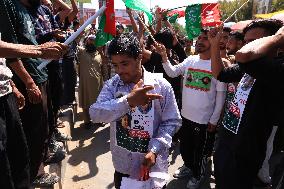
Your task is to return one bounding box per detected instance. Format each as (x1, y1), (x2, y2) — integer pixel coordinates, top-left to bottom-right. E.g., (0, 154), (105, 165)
(172, 22), (187, 36)
(271, 0), (284, 12)
(219, 0), (253, 22)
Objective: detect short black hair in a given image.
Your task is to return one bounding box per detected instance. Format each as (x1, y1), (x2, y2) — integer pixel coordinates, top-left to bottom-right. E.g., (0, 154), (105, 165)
(116, 23), (125, 30)
(229, 31), (244, 41)
(223, 27), (232, 33)
(108, 33), (142, 59)
(153, 28), (174, 49)
(201, 28), (209, 35)
(243, 19), (283, 36)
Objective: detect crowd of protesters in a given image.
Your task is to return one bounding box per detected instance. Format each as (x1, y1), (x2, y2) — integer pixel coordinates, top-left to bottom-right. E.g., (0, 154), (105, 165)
(0, 0), (284, 189)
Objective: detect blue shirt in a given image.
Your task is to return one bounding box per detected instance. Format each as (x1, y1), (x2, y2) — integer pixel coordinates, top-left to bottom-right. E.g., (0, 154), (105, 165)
(89, 69), (181, 179)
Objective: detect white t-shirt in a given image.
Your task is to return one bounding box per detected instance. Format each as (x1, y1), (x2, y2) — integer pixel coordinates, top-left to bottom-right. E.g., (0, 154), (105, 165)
(0, 34), (13, 97)
(163, 55), (226, 124)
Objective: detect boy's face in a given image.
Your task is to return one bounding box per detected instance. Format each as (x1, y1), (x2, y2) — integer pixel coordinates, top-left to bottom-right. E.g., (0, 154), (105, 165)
(111, 54), (142, 83)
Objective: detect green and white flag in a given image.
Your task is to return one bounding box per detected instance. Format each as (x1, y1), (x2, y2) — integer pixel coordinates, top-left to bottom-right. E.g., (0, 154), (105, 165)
(123, 0), (153, 24)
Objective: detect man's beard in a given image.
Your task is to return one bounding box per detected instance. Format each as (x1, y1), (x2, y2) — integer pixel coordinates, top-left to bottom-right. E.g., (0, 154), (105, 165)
(28, 0), (41, 9)
(85, 44), (96, 53)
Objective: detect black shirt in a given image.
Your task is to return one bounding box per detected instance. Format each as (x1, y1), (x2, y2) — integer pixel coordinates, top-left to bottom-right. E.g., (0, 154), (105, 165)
(0, 0), (48, 84)
(218, 56), (284, 153)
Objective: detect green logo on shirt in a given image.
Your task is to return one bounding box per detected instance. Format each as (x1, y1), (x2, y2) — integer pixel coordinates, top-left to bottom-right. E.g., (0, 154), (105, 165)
(185, 68), (213, 91)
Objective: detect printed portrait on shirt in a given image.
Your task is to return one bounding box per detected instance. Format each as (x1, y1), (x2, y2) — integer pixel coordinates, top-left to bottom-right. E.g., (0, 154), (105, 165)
(115, 91), (154, 153)
(185, 68), (213, 92)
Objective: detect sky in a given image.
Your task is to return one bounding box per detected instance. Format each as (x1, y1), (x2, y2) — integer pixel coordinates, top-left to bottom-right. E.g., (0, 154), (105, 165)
(83, 0), (219, 26)
(84, 0), (219, 9)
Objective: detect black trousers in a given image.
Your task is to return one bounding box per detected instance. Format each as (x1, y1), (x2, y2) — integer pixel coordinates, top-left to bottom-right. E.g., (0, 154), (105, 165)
(47, 61), (63, 135)
(17, 81), (49, 181)
(179, 118), (216, 179)
(61, 57), (76, 105)
(0, 93), (30, 189)
(214, 125), (271, 189)
(114, 171), (166, 189)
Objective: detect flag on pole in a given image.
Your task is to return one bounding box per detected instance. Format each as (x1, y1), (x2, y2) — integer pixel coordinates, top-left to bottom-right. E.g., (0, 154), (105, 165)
(104, 0), (116, 36)
(185, 3), (221, 39)
(123, 0), (153, 24)
(168, 10), (185, 23)
(77, 0), (91, 3)
(95, 0), (115, 47)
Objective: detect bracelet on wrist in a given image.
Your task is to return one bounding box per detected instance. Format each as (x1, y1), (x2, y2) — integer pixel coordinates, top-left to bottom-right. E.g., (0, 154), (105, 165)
(26, 86), (39, 92)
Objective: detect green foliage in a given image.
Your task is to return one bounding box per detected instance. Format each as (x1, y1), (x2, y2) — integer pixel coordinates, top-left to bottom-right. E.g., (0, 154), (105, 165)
(172, 22), (187, 36)
(271, 0), (284, 12)
(219, 0), (253, 22)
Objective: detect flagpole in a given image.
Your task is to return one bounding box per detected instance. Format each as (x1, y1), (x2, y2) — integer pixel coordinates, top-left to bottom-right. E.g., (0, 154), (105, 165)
(223, 0), (250, 23)
(37, 5), (107, 70)
(134, 11), (157, 44)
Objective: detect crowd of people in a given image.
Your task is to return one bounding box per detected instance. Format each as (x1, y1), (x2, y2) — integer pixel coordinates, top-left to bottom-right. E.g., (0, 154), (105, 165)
(0, 0), (284, 189)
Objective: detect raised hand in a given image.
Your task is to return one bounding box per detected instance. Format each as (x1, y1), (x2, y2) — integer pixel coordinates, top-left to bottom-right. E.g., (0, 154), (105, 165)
(155, 43), (168, 63)
(208, 24), (223, 46)
(127, 79), (162, 108)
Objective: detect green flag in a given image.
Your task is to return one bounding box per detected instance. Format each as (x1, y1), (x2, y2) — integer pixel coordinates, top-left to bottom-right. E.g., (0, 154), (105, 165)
(185, 4), (202, 40)
(169, 13), (179, 23)
(124, 0), (153, 24)
(95, 13), (114, 47)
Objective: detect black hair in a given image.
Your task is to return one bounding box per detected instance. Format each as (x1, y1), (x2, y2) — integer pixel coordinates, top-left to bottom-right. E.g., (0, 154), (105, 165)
(223, 27), (232, 33)
(153, 28), (174, 49)
(243, 19), (283, 36)
(229, 31), (244, 41)
(108, 33), (142, 59)
(201, 28), (209, 35)
(116, 23), (125, 30)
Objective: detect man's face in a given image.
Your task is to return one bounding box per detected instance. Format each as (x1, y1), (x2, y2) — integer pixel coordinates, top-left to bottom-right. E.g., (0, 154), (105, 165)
(111, 54), (142, 83)
(195, 32), (211, 53)
(28, 0), (41, 8)
(219, 31), (230, 50)
(244, 28), (268, 45)
(226, 37), (243, 55)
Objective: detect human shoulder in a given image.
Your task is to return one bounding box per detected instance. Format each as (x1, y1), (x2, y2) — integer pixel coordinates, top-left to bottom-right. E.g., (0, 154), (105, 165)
(104, 74), (120, 88)
(146, 72), (173, 91)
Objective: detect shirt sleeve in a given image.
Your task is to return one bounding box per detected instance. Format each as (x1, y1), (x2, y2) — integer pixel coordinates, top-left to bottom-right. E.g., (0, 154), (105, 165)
(209, 90), (226, 125)
(148, 79), (182, 154)
(89, 80), (131, 123)
(217, 64), (244, 83)
(238, 56), (284, 84)
(162, 57), (190, 78)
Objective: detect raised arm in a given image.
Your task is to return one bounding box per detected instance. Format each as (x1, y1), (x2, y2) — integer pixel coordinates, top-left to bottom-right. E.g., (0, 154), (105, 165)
(236, 26), (284, 63)
(155, 43), (187, 77)
(67, 0), (79, 23)
(208, 27), (226, 79)
(53, 0), (72, 24)
(126, 7), (138, 34)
